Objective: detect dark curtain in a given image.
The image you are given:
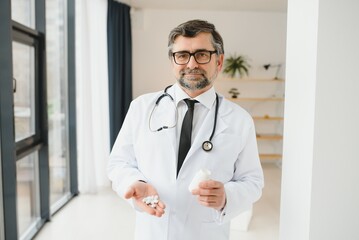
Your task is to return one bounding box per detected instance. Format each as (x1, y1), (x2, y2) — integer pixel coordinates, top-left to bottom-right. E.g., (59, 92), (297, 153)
(107, 0), (132, 148)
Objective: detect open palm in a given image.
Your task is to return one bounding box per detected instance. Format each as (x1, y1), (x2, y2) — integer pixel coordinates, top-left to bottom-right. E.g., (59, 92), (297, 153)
(124, 181), (166, 217)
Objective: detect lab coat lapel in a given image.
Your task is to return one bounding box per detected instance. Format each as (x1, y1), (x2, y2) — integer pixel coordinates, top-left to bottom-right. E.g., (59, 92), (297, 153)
(162, 87), (177, 157)
(151, 89), (177, 158)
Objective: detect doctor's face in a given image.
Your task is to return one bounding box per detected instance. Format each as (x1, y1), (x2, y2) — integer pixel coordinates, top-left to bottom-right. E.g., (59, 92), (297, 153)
(171, 32), (224, 97)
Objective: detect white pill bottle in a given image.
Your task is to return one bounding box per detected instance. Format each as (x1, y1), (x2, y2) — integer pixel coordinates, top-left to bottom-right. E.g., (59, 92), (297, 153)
(188, 169), (211, 192)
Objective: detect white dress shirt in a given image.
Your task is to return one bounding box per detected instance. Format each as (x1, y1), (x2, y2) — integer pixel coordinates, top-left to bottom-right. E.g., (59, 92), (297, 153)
(173, 83), (216, 154)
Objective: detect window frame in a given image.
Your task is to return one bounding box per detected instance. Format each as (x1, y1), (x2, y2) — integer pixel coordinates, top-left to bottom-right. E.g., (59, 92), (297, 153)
(0, 0), (78, 239)
(12, 22), (46, 161)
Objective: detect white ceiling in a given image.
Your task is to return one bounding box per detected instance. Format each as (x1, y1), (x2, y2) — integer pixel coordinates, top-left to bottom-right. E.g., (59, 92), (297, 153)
(120, 0), (287, 12)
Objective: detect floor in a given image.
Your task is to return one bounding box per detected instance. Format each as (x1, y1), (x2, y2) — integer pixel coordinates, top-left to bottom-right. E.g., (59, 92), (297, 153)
(34, 163), (281, 240)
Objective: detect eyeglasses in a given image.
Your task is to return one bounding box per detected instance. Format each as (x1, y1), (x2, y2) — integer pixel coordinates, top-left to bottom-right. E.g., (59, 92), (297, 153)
(172, 50), (217, 65)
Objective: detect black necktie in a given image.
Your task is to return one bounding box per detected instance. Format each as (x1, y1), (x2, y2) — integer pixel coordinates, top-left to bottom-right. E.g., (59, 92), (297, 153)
(177, 99), (197, 175)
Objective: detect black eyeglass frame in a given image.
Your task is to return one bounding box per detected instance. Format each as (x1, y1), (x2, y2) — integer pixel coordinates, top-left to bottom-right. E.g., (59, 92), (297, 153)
(172, 50), (218, 65)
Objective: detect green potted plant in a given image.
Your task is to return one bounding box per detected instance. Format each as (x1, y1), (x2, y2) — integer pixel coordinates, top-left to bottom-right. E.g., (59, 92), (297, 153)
(223, 54), (251, 78)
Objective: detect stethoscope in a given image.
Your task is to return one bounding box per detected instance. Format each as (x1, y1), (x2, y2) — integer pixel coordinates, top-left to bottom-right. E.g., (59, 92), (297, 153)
(149, 85), (219, 152)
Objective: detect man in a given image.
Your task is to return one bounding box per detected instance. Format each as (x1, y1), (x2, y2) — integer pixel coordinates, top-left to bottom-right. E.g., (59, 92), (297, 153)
(108, 19), (264, 240)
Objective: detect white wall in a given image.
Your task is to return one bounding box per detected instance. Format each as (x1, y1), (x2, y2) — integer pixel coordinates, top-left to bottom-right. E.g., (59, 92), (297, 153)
(280, 0), (359, 239)
(279, 0), (319, 238)
(310, 0), (359, 238)
(131, 9), (287, 98)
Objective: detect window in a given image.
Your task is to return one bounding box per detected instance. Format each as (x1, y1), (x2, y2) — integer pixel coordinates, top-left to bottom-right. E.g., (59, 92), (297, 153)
(16, 152), (41, 237)
(0, 0), (77, 238)
(11, 0), (36, 28)
(13, 41), (36, 142)
(12, 23), (46, 240)
(46, 0), (72, 211)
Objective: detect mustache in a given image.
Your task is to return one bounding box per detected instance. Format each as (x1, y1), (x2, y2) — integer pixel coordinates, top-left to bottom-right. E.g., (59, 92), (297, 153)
(180, 69), (206, 75)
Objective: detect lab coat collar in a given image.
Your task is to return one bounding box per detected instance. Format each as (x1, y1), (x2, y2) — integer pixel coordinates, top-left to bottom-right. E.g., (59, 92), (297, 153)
(173, 83), (216, 109)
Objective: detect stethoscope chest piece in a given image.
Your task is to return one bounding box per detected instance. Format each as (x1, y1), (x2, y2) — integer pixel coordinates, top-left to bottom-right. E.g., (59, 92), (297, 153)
(202, 141), (213, 152)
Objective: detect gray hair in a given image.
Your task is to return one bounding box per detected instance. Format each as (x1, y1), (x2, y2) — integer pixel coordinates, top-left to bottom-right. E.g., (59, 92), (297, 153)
(168, 19), (224, 57)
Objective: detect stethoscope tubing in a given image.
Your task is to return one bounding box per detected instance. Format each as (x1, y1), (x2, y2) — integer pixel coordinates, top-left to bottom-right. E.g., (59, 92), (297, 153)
(148, 85), (218, 152)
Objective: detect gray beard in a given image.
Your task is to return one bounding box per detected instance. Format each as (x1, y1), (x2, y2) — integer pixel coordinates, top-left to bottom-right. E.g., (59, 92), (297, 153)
(178, 76), (211, 91)
(177, 69), (218, 91)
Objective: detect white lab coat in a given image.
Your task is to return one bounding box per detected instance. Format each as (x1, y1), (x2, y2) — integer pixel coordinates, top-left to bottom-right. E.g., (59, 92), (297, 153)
(108, 85), (264, 240)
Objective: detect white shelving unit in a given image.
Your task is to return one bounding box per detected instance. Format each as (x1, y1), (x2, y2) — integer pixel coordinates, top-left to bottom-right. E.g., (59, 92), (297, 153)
(215, 77), (285, 162)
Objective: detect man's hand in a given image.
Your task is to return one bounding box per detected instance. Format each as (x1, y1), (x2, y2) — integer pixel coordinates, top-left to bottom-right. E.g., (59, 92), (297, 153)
(191, 180), (226, 211)
(124, 181), (166, 217)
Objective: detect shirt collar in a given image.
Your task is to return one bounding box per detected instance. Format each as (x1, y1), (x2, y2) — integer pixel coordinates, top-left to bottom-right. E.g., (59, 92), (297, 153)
(174, 83), (216, 110)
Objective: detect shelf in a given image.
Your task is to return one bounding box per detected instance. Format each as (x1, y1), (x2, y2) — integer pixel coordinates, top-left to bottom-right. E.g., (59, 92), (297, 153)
(219, 77), (285, 82)
(253, 116), (284, 121)
(256, 134), (283, 140)
(260, 154), (282, 160)
(219, 76), (285, 161)
(230, 97), (284, 102)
